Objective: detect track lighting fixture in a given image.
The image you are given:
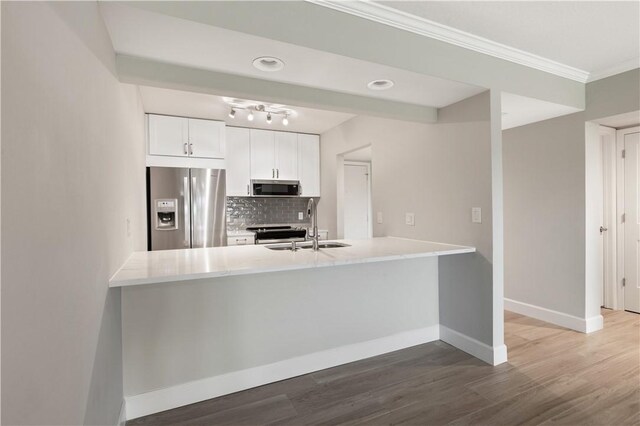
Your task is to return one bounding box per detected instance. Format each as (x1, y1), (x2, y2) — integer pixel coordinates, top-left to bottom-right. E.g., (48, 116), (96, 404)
(224, 100), (293, 125)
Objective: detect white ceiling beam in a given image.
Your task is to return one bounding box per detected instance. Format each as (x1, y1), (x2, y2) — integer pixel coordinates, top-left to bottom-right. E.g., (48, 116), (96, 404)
(124, 1), (585, 110)
(116, 55), (438, 123)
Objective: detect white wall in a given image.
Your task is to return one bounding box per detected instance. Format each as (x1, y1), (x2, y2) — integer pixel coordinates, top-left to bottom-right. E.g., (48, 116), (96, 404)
(318, 92), (502, 348)
(1, 3), (146, 424)
(503, 69), (640, 330)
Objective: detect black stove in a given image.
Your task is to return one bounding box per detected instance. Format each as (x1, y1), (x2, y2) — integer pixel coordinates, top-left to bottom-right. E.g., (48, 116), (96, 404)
(246, 225), (307, 244)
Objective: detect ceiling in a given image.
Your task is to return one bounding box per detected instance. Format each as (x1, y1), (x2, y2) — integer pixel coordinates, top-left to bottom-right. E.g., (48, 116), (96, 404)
(501, 92), (582, 130)
(594, 111), (640, 129)
(99, 2), (485, 109)
(139, 86), (355, 134)
(100, 1), (633, 132)
(377, 1), (640, 79)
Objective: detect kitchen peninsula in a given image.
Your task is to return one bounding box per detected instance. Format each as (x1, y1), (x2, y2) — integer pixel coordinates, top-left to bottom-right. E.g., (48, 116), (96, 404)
(111, 237), (476, 420)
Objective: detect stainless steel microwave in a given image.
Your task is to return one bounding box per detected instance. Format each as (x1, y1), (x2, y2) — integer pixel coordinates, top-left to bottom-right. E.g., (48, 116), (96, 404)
(251, 180), (300, 197)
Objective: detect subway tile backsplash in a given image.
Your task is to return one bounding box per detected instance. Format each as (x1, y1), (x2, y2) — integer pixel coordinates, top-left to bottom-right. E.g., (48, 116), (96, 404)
(227, 197), (311, 231)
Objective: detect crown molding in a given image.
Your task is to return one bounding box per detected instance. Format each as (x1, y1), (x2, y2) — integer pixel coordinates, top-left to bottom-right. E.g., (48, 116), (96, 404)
(307, 0), (590, 83)
(587, 58), (640, 83)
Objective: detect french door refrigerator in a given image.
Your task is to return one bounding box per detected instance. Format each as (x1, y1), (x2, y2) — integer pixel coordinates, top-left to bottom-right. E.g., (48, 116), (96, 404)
(148, 167), (227, 250)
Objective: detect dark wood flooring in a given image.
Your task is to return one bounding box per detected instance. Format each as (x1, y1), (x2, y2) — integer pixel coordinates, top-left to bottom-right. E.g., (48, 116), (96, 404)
(128, 309), (639, 425)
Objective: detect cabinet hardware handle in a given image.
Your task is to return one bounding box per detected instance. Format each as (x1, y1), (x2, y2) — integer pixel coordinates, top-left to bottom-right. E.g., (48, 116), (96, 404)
(277, 169), (279, 178)
(189, 143), (193, 155)
(183, 143), (188, 155)
(272, 169), (275, 178)
(247, 184), (250, 195)
(600, 226), (608, 233)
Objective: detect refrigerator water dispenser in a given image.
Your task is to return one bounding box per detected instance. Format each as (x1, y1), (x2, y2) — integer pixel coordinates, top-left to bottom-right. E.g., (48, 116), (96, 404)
(155, 199), (178, 230)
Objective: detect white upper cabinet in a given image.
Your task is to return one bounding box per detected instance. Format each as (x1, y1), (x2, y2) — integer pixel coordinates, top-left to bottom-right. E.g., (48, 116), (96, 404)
(148, 114), (188, 157)
(250, 129), (276, 179)
(226, 127), (251, 196)
(187, 118), (225, 159)
(274, 131), (298, 180)
(147, 114), (225, 159)
(298, 134), (320, 196)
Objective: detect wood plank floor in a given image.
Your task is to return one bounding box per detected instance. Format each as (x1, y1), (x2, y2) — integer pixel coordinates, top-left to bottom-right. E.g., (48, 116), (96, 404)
(128, 309), (639, 425)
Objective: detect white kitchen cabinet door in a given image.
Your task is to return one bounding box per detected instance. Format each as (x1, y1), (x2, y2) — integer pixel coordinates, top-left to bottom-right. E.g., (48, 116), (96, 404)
(148, 114), (188, 157)
(250, 129), (276, 180)
(298, 134), (320, 196)
(225, 127), (251, 196)
(188, 118), (225, 159)
(275, 131), (298, 180)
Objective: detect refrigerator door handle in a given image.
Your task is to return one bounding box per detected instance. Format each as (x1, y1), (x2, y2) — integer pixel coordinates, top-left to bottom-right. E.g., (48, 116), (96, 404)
(183, 176), (191, 247)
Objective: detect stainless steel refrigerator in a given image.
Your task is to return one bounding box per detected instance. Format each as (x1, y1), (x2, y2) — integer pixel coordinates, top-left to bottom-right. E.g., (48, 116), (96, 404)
(148, 167), (227, 250)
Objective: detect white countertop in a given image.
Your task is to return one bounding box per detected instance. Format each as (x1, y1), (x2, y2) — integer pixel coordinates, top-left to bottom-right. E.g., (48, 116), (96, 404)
(110, 237), (475, 288)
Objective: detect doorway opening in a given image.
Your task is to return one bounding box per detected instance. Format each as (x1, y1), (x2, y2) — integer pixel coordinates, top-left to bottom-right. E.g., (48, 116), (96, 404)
(337, 145), (373, 239)
(595, 116), (640, 314)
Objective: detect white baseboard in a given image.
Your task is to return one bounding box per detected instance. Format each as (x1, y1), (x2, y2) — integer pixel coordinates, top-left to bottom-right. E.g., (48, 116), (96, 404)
(117, 400), (126, 426)
(125, 325), (440, 420)
(504, 298), (603, 334)
(585, 313), (604, 333)
(439, 325), (507, 366)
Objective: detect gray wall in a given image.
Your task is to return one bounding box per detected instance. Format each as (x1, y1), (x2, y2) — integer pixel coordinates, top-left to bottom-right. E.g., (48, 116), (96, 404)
(122, 257), (439, 396)
(503, 68), (640, 320)
(503, 113), (587, 317)
(1, 3), (146, 425)
(318, 92), (499, 346)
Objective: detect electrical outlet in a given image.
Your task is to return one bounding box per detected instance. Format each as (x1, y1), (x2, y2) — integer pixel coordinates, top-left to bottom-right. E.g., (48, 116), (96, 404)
(377, 212), (383, 224)
(405, 213), (415, 226)
(298, 211), (304, 220)
(472, 207), (482, 224)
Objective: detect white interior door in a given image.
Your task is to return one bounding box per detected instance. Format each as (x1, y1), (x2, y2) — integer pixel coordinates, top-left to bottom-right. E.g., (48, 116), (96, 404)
(624, 130), (640, 313)
(344, 163), (370, 239)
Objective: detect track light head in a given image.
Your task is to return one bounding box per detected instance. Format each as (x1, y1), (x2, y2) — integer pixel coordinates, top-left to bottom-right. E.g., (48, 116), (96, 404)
(247, 110), (254, 121)
(229, 108), (236, 118)
(282, 115), (289, 126)
(266, 112), (272, 124)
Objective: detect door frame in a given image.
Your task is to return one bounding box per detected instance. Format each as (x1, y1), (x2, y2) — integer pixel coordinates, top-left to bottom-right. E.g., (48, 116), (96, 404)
(617, 126), (640, 311)
(600, 126), (617, 309)
(343, 160), (373, 239)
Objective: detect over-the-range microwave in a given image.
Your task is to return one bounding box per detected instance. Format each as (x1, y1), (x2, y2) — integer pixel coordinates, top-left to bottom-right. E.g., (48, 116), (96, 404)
(251, 180), (300, 197)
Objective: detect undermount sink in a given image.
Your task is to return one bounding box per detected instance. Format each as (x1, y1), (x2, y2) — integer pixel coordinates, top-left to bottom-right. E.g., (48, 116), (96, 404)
(265, 241), (351, 251)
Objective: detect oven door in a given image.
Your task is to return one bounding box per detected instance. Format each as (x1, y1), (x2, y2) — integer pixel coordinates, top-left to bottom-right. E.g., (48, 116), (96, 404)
(251, 180), (300, 197)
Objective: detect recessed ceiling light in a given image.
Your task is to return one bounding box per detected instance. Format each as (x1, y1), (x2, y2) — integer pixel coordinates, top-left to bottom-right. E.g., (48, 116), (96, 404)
(367, 79), (394, 90)
(253, 56), (285, 72)
(282, 115), (289, 126)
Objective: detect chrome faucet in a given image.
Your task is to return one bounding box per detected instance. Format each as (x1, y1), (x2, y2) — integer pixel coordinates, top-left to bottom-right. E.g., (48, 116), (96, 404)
(307, 198), (319, 251)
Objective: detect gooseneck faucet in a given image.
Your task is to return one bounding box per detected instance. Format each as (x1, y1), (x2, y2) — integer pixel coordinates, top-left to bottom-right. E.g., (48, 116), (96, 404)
(307, 198), (319, 251)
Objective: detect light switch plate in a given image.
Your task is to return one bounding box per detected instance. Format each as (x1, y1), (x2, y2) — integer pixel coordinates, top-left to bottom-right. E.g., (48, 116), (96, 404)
(377, 212), (383, 224)
(298, 211), (304, 220)
(472, 207), (482, 223)
(405, 213), (415, 226)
